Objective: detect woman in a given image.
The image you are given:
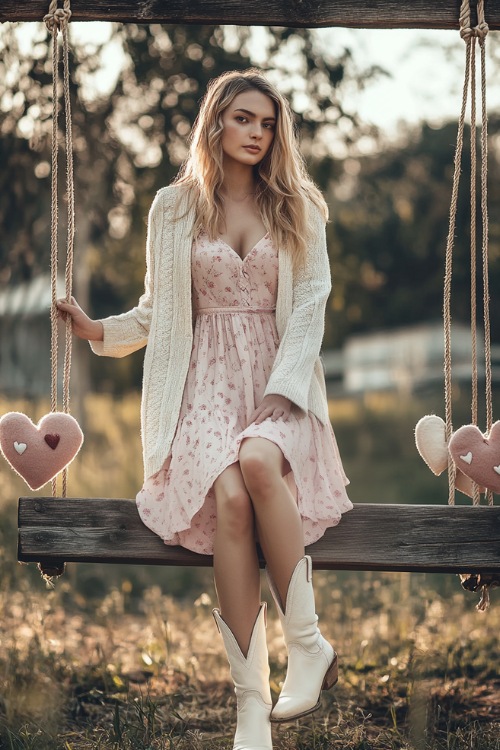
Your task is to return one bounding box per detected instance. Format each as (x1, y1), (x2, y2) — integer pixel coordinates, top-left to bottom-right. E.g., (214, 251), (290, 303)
(58, 68), (352, 750)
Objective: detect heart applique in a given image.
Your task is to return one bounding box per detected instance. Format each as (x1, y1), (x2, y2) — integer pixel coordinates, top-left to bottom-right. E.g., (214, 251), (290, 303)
(0, 412), (83, 490)
(449, 421), (500, 494)
(44, 433), (60, 450)
(415, 414), (482, 497)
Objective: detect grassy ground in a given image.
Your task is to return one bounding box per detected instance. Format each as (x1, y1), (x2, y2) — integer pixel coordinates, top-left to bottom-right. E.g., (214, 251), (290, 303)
(1, 567), (499, 749)
(0, 391), (499, 748)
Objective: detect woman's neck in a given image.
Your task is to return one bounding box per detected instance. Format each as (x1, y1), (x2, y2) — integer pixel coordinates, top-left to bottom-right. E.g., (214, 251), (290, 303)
(220, 161), (256, 201)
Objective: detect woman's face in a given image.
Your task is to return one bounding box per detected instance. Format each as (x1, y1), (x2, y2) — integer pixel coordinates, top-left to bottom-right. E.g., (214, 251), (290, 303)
(220, 89), (276, 168)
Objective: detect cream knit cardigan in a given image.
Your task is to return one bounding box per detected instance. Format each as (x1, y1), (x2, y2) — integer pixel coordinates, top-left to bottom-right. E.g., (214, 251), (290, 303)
(91, 185), (332, 480)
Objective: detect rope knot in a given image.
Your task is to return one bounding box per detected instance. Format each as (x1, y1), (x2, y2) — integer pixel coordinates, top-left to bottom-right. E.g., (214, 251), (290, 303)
(475, 20), (489, 40)
(459, 0), (489, 42)
(44, 4), (72, 33)
(459, 26), (473, 42)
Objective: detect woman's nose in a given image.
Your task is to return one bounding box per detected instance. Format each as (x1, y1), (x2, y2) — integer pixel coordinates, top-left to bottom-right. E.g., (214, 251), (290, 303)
(250, 123), (263, 139)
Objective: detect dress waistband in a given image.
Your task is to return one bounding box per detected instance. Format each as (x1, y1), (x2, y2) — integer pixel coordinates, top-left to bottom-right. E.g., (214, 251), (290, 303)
(196, 306), (276, 315)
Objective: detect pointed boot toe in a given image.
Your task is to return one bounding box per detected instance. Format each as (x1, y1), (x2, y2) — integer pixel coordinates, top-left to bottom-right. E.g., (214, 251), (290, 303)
(270, 647), (338, 722)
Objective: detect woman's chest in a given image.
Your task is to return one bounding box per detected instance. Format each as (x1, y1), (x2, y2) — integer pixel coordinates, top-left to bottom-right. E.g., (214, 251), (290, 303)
(191, 233), (279, 308)
(219, 205), (267, 259)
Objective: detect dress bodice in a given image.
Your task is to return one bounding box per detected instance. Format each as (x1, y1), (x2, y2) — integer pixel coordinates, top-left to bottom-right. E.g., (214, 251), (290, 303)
(191, 232), (279, 313)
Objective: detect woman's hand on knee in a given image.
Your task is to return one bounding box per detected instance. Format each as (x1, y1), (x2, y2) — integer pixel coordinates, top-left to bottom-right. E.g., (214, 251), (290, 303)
(248, 395), (292, 426)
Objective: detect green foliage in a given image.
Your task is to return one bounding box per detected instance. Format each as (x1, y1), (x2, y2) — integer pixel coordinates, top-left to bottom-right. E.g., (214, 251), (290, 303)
(5, 23), (498, 391)
(0, 21), (377, 392)
(325, 119), (500, 348)
(0, 24), (122, 288)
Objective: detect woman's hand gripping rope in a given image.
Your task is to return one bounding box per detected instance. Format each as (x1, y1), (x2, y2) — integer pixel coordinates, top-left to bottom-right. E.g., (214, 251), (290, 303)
(56, 297), (104, 342)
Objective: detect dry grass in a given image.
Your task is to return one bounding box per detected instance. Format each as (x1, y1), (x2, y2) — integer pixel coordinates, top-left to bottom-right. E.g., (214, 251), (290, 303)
(1, 569), (499, 749)
(1, 391), (499, 748)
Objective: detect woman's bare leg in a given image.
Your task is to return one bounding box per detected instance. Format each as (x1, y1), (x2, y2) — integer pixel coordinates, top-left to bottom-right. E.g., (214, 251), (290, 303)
(213, 463), (261, 656)
(239, 437), (304, 610)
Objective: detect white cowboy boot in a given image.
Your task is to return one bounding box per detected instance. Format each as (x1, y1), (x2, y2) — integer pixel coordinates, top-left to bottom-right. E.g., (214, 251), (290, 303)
(266, 555), (338, 723)
(213, 603), (273, 750)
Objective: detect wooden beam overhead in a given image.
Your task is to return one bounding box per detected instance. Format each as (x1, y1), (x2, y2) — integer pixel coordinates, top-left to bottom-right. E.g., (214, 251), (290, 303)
(1, 0), (499, 30)
(18, 498), (500, 573)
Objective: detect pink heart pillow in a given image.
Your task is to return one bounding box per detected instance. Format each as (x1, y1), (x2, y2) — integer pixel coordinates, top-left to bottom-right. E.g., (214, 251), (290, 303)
(448, 421), (500, 494)
(415, 414), (482, 497)
(0, 411), (83, 490)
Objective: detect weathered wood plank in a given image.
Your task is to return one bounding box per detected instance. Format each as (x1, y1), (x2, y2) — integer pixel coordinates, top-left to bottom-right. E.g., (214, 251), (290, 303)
(18, 497), (500, 573)
(1, 0), (499, 30)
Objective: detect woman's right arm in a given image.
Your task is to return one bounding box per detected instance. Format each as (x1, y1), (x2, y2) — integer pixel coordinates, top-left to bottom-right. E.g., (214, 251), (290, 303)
(59, 189), (165, 358)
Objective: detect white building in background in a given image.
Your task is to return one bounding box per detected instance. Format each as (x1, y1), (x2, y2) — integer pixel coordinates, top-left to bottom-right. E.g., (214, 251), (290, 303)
(0, 275), (66, 398)
(323, 322), (500, 395)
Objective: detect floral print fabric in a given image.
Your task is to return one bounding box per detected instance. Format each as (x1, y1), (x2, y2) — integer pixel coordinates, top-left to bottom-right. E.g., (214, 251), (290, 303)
(136, 232), (352, 554)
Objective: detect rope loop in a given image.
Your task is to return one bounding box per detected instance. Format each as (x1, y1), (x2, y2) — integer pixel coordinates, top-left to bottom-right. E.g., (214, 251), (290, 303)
(459, 0), (489, 42)
(444, 0), (491, 509)
(44, 1), (72, 33)
(40, 0), (74, 578)
(45, 0), (75, 498)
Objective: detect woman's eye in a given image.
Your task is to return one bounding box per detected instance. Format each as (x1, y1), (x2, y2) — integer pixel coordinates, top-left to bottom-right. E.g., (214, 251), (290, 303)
(235, 116), (247, 123)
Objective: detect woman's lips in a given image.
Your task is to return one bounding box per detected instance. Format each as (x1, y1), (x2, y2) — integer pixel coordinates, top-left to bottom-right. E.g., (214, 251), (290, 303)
(243, 145), (261, 153)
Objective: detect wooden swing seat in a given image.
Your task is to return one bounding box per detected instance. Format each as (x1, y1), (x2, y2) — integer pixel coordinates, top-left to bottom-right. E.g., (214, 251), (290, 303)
(18, 498), (500, 573)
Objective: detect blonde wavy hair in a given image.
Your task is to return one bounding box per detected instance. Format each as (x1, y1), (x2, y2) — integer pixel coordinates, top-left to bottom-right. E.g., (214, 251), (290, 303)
(174, 69), (328, 271)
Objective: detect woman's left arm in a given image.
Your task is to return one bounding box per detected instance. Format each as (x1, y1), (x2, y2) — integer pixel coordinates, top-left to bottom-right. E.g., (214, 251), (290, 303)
(263, 204), (331, 413)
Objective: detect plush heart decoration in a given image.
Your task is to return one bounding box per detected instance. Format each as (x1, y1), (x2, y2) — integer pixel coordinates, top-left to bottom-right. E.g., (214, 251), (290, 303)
(449, 421), (500, 494)
(415, 414), (482, 497)
(415, 415), (449, 475)
(0, 412), (83, 490)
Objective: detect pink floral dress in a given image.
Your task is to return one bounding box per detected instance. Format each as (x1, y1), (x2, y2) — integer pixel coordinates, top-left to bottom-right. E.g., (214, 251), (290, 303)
(136, 232), (352, 554)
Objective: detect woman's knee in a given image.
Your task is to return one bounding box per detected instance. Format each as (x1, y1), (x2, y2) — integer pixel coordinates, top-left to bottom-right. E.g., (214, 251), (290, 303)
(216, 486), (254, 539)
(239, 439), (281, 492)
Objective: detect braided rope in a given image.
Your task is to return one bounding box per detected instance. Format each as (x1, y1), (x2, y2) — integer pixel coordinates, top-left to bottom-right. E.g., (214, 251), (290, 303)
(452, 0), (496, 609)
(45, 0), (74, 499)
(444, 0), (490, 506)
(479, 36), (493, 506)
(61, 14), (75, 497)
(48, 14), (59, 498)
(469, 37), (480, 506)
(443, 41), (471, 505)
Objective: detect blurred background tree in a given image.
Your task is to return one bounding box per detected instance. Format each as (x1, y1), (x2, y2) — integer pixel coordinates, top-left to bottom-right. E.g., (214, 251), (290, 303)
(324, 118), (500, 348)
(0, 22), (380, 393)
(1, 22), (499, 392)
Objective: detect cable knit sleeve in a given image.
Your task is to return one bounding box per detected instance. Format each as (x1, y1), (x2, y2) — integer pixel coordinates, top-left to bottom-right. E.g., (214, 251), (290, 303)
(264, 204), (331, 411)
(90, 189), (166, 358)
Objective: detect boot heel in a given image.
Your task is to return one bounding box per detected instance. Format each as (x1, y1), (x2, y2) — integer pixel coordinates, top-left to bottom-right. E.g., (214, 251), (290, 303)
(322, 652), (338, 690)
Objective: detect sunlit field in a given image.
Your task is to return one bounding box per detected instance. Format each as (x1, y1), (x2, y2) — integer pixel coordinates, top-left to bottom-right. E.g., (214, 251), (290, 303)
(1, 391), (499, 749)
